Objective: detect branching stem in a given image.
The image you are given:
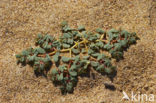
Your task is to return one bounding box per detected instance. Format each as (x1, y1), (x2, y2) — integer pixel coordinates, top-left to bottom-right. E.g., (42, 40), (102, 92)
(42, 33), (107, 57)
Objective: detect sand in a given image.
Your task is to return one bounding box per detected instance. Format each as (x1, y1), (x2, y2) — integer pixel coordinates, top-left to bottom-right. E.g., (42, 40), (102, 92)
(0, 0), (156, 103)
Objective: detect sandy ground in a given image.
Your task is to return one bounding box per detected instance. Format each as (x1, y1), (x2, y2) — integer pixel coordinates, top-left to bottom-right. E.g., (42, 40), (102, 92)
(0, 0), (156, 103)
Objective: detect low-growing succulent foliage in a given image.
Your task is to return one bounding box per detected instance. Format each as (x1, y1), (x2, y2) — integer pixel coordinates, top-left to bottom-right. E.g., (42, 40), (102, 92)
(16, 21), (139, 94)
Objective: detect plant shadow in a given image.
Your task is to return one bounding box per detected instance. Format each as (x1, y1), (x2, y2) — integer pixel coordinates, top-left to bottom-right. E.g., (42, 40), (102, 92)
(34, 61), (53, 78)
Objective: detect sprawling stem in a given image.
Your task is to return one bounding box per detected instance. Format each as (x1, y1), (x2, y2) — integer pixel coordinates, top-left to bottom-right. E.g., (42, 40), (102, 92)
(48, 39), (87, 57)
(42, 32), (107, 57)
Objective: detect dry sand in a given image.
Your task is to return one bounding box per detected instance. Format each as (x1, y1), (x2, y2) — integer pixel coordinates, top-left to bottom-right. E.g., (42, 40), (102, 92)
(0, 0), (156, 103)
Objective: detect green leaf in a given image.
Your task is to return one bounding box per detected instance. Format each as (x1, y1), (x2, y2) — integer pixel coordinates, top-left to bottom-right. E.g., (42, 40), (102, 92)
(34, 61), (40, 65)
(61, 21), (68, 27)
(62, 39), (67, 43)
(44, 55), (51, 62)
(44, 34), (54, 41)
(67, 39), (74, 44)
(83, 55), (90, 60)
(121, 30), (129, 39)
(43, 42), (48, 48)
(51, 76), (56, 81)
(34, 57), (40, 61)
(91, 61), (99, 67)
(33, 65), (39, 71)
(69, 71), (77, 77)
(76, 33), (82, 38)
(80, 48), (85, 54)
(88, 49), (94, 55)
(64, 77), (69, 81)
(47, 45), (52, 49)
(90, 43), (99, 50)
(82, 31), (88, 38)
(87, 31), (93, 35)
(96, 41), (104, 48)
(66, 82), (73, 92)
(53, 52), (60, 63)
(78, 25), (85, 31)
(108, 28), (119, 40)
(39, 63), (44, 70)
(61, 56), (70, 63)
(70, 76), (77, 82)
(38, 39), (44, 45)
(103, 42), (113, 50)
(52, 68), (58, 75)
(129, 37), (136, 44)
(108, 28), (118, 34)
(63, 33), (71, 38)
(88, 36), (97, 41)
(27, 55), (36, 62)
(119, 40), (128, 47)
(91, 53), (100, 58)
(96, 65), (104, 71)
(96, 28), (105, 34)
(20, 57), (25, 62)
(58, 65), (67, 72)
(70, 64), (77, 71)
(81, 60), (89, 64)
(37, 34), (43, 38)
(58, 73), (64, 81)
(83, 64), (89, 69)
(97, 54), (105, 60)
(104, 68), (112, 74)
(73, 55), (80, 61)
(63, 26), (73, 32)
(104, 58), (111, 67)
(16, 54), (21, 58)
(72, 48), (80, 54)
(72, 31), (78, 36)
(35, 47), (46, 54)
(22, 50), (29, 56)
(114, 43), (122, 51)
(95, 33), (100, 38)
(110, 50), (123, 60)
(62, 43), (70, 48)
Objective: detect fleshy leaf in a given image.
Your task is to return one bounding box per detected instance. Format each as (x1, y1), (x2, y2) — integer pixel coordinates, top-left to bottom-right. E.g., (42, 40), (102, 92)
(61, 56), (70, 63)
(16, 54), (21, 58)
(83, 55), (90, 60)
(104, 68), (112, 74)
(96, 65), (104, 71)
(61, 21), (68, 27)
(66, 82), (73, 92)
(62, 43), (70, 48)
(72, 48), (80, 54)
(96, 28), (105, 34)
(69, 71), (77, 77)
(78, 25), (85, 31)
(58, 73), (64, 81)
(34, 47), (46, 54)
(52, 68), (58, 75)
(91, 61), (99, 67)
(58, 65), (67, 72)
(53, 52), (60, 63)
(63, 33), (71, 38)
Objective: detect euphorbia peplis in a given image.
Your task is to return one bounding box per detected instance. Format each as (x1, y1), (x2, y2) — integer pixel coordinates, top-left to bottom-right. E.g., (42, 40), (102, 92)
(16, 21), (139, 94)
